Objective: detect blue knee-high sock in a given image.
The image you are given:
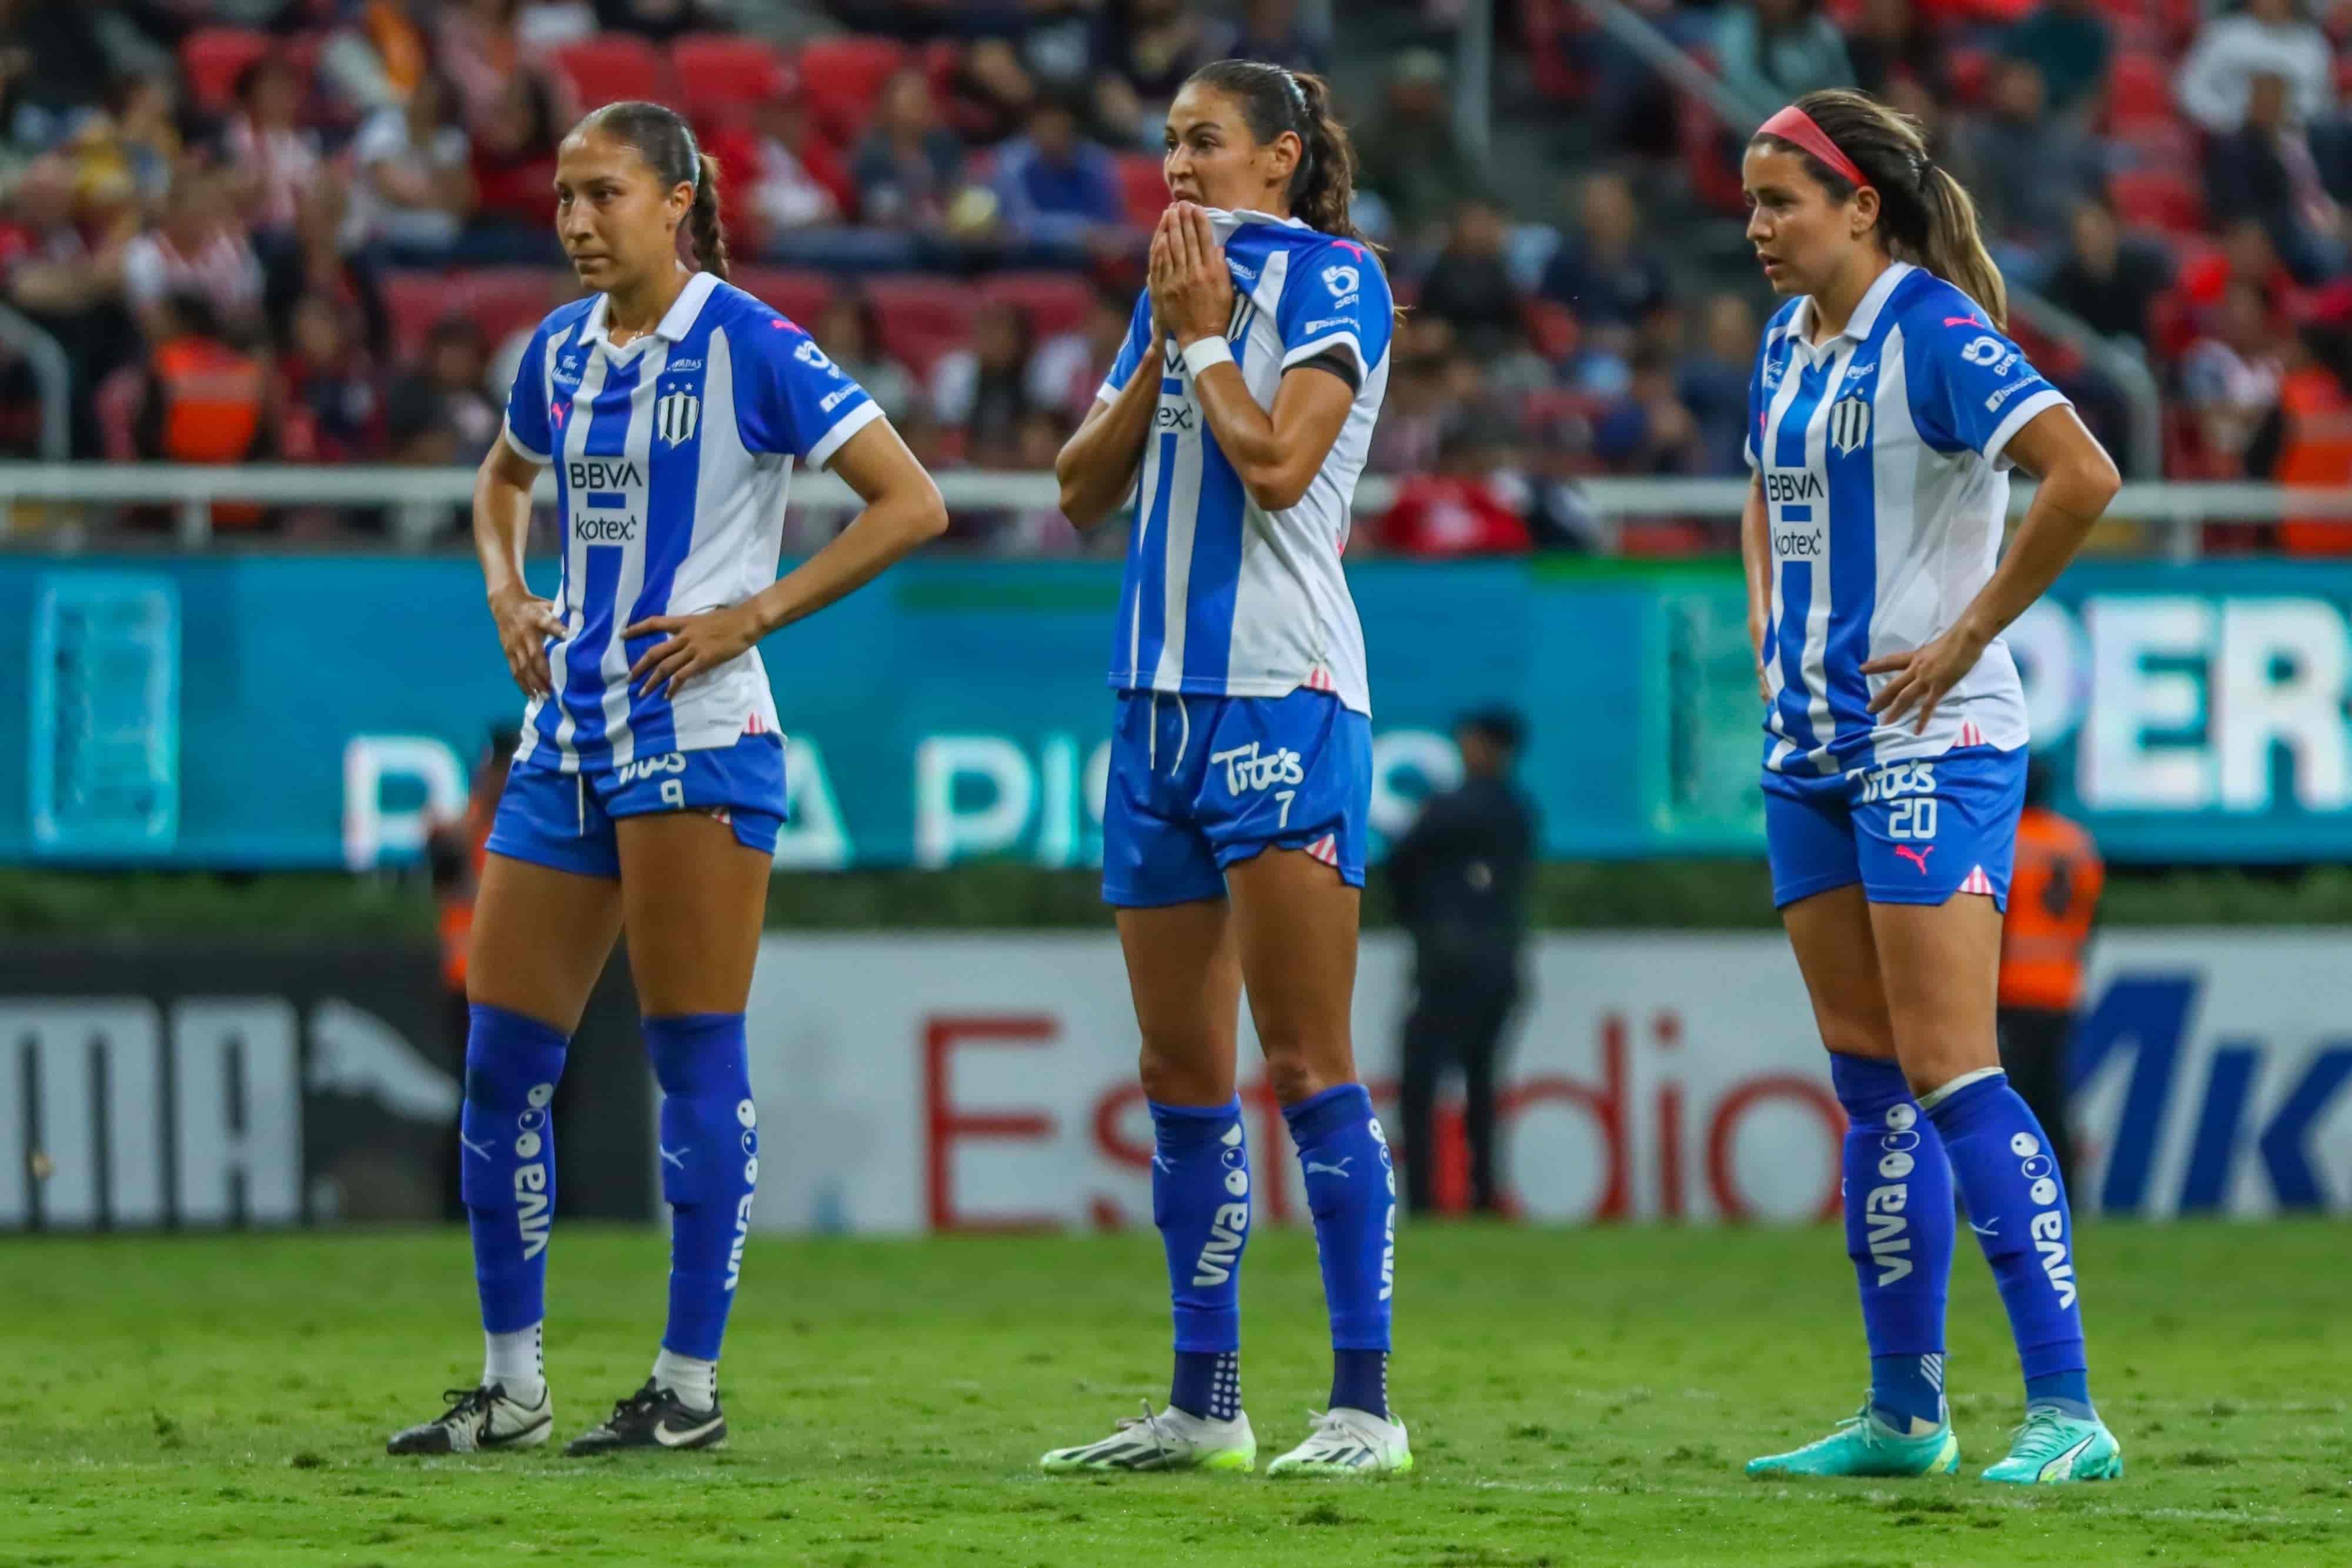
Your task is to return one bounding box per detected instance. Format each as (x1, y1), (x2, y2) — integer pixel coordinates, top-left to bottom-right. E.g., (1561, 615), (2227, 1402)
(1284, 1084), (1395, 1420)
(646, 1014), (759, 1363)
(1150, 1098), (1248, 1422)
(461, 1004), (570, 1336)
(1924, 1068), (2093, 1418)
(1829, 1053), (1954, 1432)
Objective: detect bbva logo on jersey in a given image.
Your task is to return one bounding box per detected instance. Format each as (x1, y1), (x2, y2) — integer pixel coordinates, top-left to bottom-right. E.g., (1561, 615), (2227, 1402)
(1829, 394), (1871, 455)
(656, 389), (700, 447)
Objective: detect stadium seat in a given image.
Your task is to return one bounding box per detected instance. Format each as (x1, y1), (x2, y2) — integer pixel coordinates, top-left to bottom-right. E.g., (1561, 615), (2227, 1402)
(465, 269), (576, 360)
(980, 272), (1095, 339)
(181, 28), (272, 115)
(729, 266), (834, 329)
(669, 34), (790, 128)
(2109, 168), (2204, 233)
(1115, 153), (1168, 227)
(554, 35), (670, 111)
(797, 35), (909, 145)
(858, 275), (975, 376)
(2106, 51), (2174, 131)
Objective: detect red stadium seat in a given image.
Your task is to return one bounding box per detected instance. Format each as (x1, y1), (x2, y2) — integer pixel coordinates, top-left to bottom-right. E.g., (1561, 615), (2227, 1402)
(729, 266), (834, 330)
(797, 35), (909, 145)
(1115, 153), (1168, 227)
(980, 272), (1095, 339)
(669, 34), (791, 128)
(383, 269), (576, 366)
(181, 28), (272, 115)
(858, 275), (975, 376)
(2106, 51), (2174, 131)
(553, 36), (670, 111)
(2109, 168), (2204, 233)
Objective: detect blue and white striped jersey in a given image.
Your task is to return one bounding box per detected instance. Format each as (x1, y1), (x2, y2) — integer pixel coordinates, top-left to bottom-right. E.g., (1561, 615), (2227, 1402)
(499, 270), (880, 773)
(1100, 209), (1393, 717)
(1747, 260), (2068, 775)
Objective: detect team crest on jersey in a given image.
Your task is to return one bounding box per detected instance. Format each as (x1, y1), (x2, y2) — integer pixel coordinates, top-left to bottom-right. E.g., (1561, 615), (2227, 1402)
(1829, 394), (1871, 455)
(656, 388), (700, 446)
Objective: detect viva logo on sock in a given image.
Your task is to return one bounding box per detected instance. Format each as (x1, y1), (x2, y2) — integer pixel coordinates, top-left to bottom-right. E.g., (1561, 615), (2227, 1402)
(1866, 1103), (1922, 1287)
(2014, 1132), (2077, 1308)
(1191, 1124), (1249, 1287)
(515, 1082), (555, 1261)
(1373, 1119), (1396, 1303)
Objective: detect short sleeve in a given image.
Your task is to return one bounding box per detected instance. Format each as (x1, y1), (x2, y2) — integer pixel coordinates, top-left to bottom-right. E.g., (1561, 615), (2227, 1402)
(1277, 240), (1395, 390)
(1094, 290), (1156, 403)
(1905, 310), (2070, 466)
(1745, 341), (1769, 472)
(501, 323), (553, 464)
(733, 314), (883, 469)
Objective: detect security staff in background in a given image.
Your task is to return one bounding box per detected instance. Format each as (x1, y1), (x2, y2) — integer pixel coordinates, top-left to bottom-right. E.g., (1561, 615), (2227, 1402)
(1392, 708), (1538, 1216)
(1996, 759), (2104, 1187)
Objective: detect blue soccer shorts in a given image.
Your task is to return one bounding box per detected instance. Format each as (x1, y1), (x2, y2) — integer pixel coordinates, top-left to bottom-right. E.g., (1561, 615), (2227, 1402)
(485, 733), (788, 880)
(1763, 745), (2026, 911)
(1102, 687), (1371, 908)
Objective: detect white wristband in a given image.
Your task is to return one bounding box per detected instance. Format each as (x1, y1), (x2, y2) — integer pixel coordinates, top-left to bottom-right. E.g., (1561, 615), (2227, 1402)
(1181, 336), (1235, 379)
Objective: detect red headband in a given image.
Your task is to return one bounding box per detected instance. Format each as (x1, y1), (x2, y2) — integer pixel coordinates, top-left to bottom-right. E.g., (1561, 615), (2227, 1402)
(1757, 104), (1869, 191)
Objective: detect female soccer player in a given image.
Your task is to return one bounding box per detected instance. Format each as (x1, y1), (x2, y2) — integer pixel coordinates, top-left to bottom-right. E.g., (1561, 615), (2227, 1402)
(1735, 91), (2124, 1485)
(1038, 59), (1405, 1479)
(387, 101), (945, 1457)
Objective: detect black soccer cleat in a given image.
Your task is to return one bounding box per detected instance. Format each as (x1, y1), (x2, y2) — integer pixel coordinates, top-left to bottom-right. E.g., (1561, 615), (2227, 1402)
(564, 1380), (727, 1456)
(386, 1383), (553, 1455)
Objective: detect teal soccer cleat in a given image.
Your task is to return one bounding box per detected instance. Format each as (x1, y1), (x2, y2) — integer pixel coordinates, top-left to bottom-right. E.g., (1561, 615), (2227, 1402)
(1746, 1406), (1960, 1479)
(1980, 1409), (2124, 1485)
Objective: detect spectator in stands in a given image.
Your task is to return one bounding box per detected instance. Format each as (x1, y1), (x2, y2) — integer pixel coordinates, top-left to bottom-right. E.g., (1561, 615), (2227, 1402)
(131, 292), (280, 516)
(4, 0), (169, 152)
(122, 172), (266, 346)
(98, 74), (181, 212)
(593, 0), (716, 44)
(225, 54), (326, 243)
(321, 0), (435, 116)
(1716, 0), (1855, 118)
(992, 93), (1124, 255)
(467, 72), (565, 256)
(2181, 278), (2286, 468)
(2001, 0), (2110, 119)
(1352, 48), (1482, 248)
(931, 299), (1037, 466)
(1028, 274), (1136, 422)
(737, 89), (852, 246)
(1232, 0), (1329, 76)
(2176, 0), (2336, 138)
(813, 290), (920, 427)
(1090, 0), (1235, 151)
(1376, 409), (1535, 557)
(1678, 293), (1758, 476)
(944, 36), (1040, 146)
(2043, 197), (2173, 350)
(2206, 71), (2347, 283)
(281, 292), (386, 463)
(1952, 58), (2103, 259)
(348, 72), (476, 265)
(852, 69), (969, 229)
(387, 315), (501, 468)
(1844, 0), (1947, 101)
(1539, 170), (1669, 333)
(1366, 322), (1452, 477)
(1, 151), (137, 454)
(441, 0), (549, 136)
(1417, 197), (1528, 360)
(1595, 345), (1706, 475)
(2247, 315), (2352, 552)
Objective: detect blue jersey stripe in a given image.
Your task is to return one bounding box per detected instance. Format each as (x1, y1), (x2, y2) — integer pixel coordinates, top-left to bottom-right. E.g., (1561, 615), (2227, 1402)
(626, 334), (713, 757)
(1132, 431), (1178, 678)
(1822, 373), (1879, 758)
(562, 356), (642, 758)
(1184, 438), (1245, 689)
(536, 327), (576, 762)
(1772, 561), (1821, 753)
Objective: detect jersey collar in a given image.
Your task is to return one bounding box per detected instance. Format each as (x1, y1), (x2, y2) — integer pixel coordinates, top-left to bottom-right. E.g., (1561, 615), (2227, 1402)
(1202, 206), (1309, 241)
(579, 269), (720, 356)
(1789, 260), (1913, 361)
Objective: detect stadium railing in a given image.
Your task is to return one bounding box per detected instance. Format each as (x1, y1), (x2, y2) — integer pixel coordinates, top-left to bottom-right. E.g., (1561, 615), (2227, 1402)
(0, 464), (2347, 558)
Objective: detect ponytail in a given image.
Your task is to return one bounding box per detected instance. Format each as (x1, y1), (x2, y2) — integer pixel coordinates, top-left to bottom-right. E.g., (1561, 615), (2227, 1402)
(687, 151), (730, 280)
(1184, 59), (1377, 254)
(1752, 88), (2007, 329)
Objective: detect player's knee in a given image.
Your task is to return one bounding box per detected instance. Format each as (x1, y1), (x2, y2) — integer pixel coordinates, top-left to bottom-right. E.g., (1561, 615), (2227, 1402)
(1816, 1011), (1897, 1064)
(1262, 1051), (1338, 1108)
(1138, 1038), (1226, 1106)
(1902, 1046), (1999, 1104)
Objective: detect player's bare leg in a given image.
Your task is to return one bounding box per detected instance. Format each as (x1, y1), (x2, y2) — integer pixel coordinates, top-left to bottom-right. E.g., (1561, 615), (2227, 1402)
(564, 812), (772, 1456)
(1224, 850), (1409, 1477)
(388, 854), (622, 1456)
(1043, 898), (1258, 1473)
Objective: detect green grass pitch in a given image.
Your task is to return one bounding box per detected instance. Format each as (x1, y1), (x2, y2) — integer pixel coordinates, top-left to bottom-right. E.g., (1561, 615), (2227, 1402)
(5, 1220), (2348, 1566)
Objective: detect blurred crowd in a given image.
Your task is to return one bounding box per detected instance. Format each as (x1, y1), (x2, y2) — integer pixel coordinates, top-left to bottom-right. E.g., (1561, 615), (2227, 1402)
(1, 0), (2349, 551)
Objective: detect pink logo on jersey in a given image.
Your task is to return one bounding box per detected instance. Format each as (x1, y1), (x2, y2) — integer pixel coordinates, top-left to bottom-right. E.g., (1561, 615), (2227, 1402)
(1331, 239), (1368, 261)
(550, 398), (568, 429)
(1943, 315), (1984, 329)
(1895, 844), (1935, 875)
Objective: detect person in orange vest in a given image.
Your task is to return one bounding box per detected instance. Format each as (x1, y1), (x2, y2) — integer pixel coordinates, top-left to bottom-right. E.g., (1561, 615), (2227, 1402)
(1996, 759), (2104, 1186)
(427, 725), (520, 1064)
(2245, 319), (2352, 554)
(131, 290), (278, 528)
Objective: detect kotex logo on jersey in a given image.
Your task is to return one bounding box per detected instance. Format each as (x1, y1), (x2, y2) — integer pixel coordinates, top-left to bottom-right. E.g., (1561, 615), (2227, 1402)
(1763, 469), (1826, 561)
(1210, 741), (1307, 797)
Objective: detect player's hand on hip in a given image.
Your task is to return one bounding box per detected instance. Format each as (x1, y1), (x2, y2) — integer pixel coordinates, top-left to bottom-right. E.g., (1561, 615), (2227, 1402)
(1862, 620), (1992, 734)
(1150, 202), (1234, 348)
(626, 603), (763, 698)
(488, 581), (565, 699)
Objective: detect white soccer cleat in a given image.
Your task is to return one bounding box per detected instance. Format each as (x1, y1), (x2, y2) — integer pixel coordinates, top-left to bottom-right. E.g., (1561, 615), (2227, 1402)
(1264, 1407), (1414, 1477)
(386, 1383), (553, 1456)
(1039, 1401), (1257, 1473)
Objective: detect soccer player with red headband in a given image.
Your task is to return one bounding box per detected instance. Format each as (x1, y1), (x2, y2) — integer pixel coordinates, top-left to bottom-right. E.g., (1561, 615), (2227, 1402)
(1733, 91), (2127, 1486)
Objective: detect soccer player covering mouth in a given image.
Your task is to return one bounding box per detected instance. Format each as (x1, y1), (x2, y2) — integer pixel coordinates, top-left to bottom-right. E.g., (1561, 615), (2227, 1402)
(1038, 59), (1406, 1478)
(1737, 90), (2125, 1486)
(385, 100), (945, 1459)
